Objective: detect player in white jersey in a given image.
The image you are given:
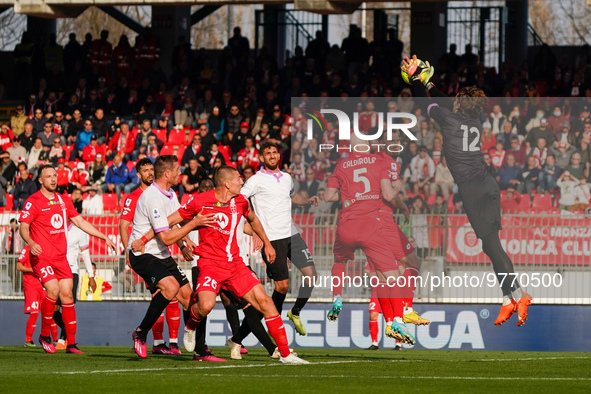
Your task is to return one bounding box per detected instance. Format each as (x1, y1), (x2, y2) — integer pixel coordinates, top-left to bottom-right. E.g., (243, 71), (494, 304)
(128, 155), (215, 358)
(240, 140), (318, 336)
(54, 223), (95, 349)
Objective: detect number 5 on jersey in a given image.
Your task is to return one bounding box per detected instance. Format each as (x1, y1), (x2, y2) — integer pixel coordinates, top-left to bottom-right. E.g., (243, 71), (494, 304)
(461, 125), (481, 152)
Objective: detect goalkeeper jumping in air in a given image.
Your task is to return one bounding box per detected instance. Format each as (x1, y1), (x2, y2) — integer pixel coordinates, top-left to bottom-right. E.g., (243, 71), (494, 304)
(401, 55), (532, 327)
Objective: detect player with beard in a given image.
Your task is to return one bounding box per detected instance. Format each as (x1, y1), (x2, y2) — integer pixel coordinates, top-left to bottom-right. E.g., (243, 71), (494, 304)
(240, 140), (318, 336)
(403, 55), (532, 326)
(119, 158), (186, 355)
(19, 164), (116, 354)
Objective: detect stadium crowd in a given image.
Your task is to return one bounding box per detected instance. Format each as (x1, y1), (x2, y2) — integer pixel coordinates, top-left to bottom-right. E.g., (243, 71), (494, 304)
(4, 25), (591, 215)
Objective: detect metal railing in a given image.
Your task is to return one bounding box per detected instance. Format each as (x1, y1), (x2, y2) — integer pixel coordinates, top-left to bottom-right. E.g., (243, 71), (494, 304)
(1, 212), (588, 304)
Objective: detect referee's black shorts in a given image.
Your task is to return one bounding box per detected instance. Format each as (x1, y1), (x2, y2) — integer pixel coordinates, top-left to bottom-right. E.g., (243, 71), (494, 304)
(129, 253), (189, 294)
(261, 233), (315, 282)
(457, 175), (502, 239)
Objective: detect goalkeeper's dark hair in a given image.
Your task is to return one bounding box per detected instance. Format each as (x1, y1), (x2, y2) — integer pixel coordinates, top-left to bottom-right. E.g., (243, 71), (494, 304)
(456, 86), (488, 118)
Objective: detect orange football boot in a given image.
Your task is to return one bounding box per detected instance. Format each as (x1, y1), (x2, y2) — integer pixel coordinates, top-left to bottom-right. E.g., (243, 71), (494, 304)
(516, 292), (532, 327)
(494, 299), (516, 326)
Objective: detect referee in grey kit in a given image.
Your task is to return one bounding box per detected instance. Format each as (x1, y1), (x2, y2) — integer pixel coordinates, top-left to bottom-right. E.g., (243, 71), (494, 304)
(240, 140), (318, 336)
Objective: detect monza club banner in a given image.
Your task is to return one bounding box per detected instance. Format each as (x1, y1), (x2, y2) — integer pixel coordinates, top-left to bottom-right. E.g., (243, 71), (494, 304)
(446, 215), (591, 265)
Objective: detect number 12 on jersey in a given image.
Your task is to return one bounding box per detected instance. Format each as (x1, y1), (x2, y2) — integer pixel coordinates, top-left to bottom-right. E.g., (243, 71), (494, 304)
(461, 125), (481, 152)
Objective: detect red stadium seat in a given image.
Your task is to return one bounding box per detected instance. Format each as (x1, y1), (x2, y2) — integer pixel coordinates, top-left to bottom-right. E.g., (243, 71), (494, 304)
(126, 161), (136, 171)
(448, 193), (455, 213)
(67, 161), (77, 170)
(176, 145), (186, 164)
(5, 193), (13, 210)
(152, 128), (167, 143)
(102, 193), (119, 211)
(63, 144), (74, 160)
(532, 193), (552, 210)
(160, 144), (175, 155)
(187, 129), (197, 142)
(427, 194), (437, 206)
(167, 129), (186, 146)
(518, 193), (531, 210)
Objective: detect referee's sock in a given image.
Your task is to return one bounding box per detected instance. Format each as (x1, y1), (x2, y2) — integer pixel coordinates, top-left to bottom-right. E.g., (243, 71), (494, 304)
(138, 292), (170, 333)
(271, 291), (287, 315)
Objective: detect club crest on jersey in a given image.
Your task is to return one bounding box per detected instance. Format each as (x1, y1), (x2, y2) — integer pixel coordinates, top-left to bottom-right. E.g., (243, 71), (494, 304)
(51, 214), (64, 229)
(153, 208), (160, 219)
(24, 202), (32, 211)
(214, 212), (229, 229)
(124, 198), (132, 208)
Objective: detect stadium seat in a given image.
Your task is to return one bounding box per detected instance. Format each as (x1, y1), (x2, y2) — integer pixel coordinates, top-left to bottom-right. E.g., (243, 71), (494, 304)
(532, 193), (552, 210)
(448, 193), (455, 213)
(5, 193), (13, 210)
(187, 129), (197, 142)
(427, 194), (437, 206)
(218, 145), (232, 162)
(160, 144), (175, 155)
(63, 144), (74, 159)
(102, 193), (119, 211)
(167, 129), (186, 146)
(152, 128), (167, 143)
(176, 145), (186, 164)
(126, 161), (135, 171)
(67, 161), (77, 170)
(518, 193), (531, 210)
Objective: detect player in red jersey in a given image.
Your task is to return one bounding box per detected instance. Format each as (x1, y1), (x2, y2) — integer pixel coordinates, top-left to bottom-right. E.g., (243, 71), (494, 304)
(375, 130), (430, 326)
(119, 157), (186, 356)
(135, 166), (308, 364)
(19, 164), (116, 354)
(324, 140), (415, 344)
(16, 246), (46, 347)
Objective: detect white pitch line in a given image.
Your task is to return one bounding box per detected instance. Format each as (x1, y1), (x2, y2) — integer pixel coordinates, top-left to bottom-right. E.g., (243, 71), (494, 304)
(6, 356), (591, 376)
(185, 374), (591, 381)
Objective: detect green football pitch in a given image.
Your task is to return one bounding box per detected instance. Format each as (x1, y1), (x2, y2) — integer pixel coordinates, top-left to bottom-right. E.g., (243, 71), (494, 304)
(2, 346), (590, 393)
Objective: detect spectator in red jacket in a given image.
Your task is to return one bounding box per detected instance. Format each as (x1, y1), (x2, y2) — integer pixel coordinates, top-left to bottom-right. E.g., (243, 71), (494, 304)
(82, 135), (106, 164)
(106, 123), (135, 161)
(501, 187), (523, 213)
(237, 136), (259, 170)
(55, 159), (71, 194)
(0, 124), (15, 151)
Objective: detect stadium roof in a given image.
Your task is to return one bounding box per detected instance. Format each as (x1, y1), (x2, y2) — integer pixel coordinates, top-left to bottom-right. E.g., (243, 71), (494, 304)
(5, 0), (514, 17)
